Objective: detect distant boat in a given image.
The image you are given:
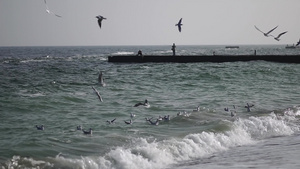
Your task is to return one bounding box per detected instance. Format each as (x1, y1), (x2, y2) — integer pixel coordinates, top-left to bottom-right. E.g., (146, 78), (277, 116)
(225, 46), (239, 49)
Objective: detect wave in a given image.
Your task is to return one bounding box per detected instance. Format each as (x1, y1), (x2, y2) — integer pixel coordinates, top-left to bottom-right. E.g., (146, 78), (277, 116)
(4, 107), (299, 169)
(112, 52), (135, 55)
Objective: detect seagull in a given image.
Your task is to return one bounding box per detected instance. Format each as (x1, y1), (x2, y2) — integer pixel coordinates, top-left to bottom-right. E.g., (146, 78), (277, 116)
(245, 103), (254, 112)
(44, 0), (62, 18)
(148, 119), (159, 125)
(96, 15), (107, 29)
(124, 119), (133, 125)
(134, 99), (150, 107)
(175, 18), (183, 32)
(82, 128), (92, 135)
(193, 106), (200, 112)
(254, 25), (278, 37)
(163, 115), (171, 121)
(130, 113), (136, 118)
(92, 86), (103, 102)
(106, 118), (116, 124)
(77, 125), (82, 130)
(296, 38), (300, 46)
(36, 125), (44, 130)
(272, 31), (288, 41)
(98, 71), (106, 87)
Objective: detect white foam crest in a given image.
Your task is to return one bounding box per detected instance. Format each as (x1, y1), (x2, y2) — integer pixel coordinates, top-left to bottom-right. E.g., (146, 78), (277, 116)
(112, 52), (134, 55)
(235, 112), (296, 140)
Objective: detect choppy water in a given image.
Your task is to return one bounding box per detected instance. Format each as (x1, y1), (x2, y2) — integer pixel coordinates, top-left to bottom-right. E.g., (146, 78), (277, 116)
(0, 45), (300, 169)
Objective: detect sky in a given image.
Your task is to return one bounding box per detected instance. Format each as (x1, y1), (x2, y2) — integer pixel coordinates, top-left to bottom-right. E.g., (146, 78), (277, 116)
(0, 0), (300, 46)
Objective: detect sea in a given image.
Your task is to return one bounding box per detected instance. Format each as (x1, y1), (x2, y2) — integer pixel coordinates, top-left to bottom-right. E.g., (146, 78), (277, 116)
(0, 45), (300, 169)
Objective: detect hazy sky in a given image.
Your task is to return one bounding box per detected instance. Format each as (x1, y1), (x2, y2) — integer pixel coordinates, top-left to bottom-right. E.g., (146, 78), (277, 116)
(1, 0), (300, 46)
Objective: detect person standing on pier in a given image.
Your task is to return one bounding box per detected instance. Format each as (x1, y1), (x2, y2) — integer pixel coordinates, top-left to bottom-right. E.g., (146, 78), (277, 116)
(171, 43), (176, 56)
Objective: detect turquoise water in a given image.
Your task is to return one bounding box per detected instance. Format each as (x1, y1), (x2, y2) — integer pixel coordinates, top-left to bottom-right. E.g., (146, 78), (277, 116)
(0, 45), (300, 169)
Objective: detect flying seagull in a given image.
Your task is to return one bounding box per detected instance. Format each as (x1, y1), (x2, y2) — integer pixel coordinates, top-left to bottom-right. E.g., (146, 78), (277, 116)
(254, 25), (278, 37)
(92, 86), (103, 102)
(175, 18), (183, 32)
(272, 31), (288, 41)
(96, 15), (107, 29)
(296, 38), (300, 46)
(44, 0), (62, 18)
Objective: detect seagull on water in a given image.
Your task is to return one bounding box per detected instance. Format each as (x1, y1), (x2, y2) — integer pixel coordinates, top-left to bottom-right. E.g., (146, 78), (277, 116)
(82, 128), (92, 135)
(254, 25), (278, 37)
(96, 15), (107, 29)
(77, 125), (82, 130)
(36, 125), (44, 130)
(44, 0), (62, 18)
(271, 31), (288, 41)
(98, 71), (106, 87)
(134, 99), (150, 108)
(106, 118), (116, 124)
(175, 18), (183, 32)
(124, 119), (133, 125)
(245, 103), (254, 112)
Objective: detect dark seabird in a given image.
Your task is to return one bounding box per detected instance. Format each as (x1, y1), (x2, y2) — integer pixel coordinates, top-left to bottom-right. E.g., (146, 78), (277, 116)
(134, 99), (149, 107)
(77, 125), (82, 130)
(36, 125), (44, 130)
(245, 103), (254, 112)
(106, 118), (116, 124)
(296, 38), (300, 46)
(272, 31), (288, 41)
(82, 128), (92, 135)
(175, 18), (183, 32)
(254, 25), (278, 37)
(96, 15), (107, 29)
(124, 119), (133, 125)
(44, 0), (62, 17)
(92, 86), (103, 102)
(148, 119), (159, 125)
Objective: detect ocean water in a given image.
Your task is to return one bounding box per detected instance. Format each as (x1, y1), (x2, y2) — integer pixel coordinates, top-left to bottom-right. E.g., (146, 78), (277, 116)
(0, 45), (299, 169)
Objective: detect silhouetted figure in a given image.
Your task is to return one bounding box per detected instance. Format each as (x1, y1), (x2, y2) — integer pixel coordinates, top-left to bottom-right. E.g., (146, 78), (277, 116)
(137, 50), (143, 56)
(254, 50), (256, 55)
(171, 43), (176, 56)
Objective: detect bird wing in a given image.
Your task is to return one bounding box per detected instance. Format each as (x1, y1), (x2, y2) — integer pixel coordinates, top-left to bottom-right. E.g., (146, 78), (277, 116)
(296, 39), (300, 46)
(254, 25), (265, 34)
(266, 26), (278, 35)
(178, 18), (182, 25)
(92, 86), (103, 102)
(178, 25), (181, 32)
(276, 31), (287, 38)
(111, 118), (116, 123)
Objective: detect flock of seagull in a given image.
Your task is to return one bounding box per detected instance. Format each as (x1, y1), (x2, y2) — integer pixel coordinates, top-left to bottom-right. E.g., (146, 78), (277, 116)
(43, 1), (299, 43)
(35, 72), (256, 135)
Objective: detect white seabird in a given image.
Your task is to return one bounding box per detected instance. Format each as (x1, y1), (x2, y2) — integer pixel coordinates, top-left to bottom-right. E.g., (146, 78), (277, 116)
(254, 25), (278, 37)
(44, 0), (62, 18)
(98, 71), (106, 87)
(175, 18), (183, 32)
(272, 31), (288, 41)
(96, 15), (107, 29)
(92, 86), (103, 102)
(148, 119), (159, 125)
